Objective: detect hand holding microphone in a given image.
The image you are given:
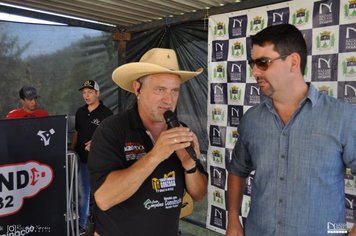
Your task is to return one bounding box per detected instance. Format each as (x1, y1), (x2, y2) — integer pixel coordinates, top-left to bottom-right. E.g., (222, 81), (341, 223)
(163, 110), (198, 162)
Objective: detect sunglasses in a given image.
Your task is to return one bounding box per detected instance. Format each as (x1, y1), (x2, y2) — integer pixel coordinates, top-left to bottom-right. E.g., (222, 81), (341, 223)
(248, 55), (290, 71)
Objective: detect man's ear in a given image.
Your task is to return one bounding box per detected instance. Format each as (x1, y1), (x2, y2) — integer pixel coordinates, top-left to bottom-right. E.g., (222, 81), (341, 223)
(133, 80), (141, 96)
(289, 52), (301, 73)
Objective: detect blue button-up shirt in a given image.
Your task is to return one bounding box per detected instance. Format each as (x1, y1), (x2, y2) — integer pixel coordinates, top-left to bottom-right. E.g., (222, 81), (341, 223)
(228, 84), (356, 236)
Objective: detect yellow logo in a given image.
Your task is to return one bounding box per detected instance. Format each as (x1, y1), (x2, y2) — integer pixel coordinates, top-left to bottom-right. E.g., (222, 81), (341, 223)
(152, 171), (176, 192)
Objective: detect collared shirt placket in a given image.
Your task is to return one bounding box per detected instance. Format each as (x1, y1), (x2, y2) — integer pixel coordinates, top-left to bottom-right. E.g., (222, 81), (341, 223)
(275, 127), (289, 236)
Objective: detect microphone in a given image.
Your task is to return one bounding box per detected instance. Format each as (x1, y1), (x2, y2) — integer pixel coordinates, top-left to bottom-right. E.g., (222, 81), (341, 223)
(163, 110), (198, 161)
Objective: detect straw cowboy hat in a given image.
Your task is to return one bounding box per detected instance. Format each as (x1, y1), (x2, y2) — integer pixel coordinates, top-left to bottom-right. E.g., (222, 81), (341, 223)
(112, 48), (203, 93)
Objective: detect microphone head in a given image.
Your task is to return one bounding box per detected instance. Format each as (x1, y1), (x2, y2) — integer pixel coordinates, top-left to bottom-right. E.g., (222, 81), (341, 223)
(163, 110), (176, 123)
(163, 110), (180, 128)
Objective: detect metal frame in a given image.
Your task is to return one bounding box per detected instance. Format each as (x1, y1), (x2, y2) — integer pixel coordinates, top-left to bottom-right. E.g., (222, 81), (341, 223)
(65, 151), (80, 236)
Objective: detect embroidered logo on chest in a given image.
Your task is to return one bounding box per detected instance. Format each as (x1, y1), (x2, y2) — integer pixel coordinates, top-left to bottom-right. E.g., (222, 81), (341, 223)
(151, 171), (176, 193)
(124, 142), (145, 161)
(91, 118), (100, 126)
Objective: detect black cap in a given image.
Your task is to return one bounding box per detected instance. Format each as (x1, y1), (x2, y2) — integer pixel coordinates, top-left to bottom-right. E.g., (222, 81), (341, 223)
(19, 86), (39, 99)
(79, 80), (100, 91)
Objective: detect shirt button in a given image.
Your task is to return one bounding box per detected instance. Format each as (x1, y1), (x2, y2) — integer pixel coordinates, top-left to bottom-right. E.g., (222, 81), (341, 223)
(279, 177), (284, 181)
(279, 199), (283, 203)
(281, 155), (286, 159)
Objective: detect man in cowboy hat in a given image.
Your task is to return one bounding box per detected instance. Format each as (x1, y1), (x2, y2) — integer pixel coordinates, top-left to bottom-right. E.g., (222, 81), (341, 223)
(88, 48), (208, 236)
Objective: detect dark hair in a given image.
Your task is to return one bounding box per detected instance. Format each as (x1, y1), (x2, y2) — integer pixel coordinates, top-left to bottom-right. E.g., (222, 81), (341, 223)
(251, 24), (307, 75)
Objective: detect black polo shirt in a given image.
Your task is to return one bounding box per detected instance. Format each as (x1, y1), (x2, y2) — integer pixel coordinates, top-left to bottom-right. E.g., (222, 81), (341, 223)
(74, 101), (112, 163)
(88, 105), (186, 236)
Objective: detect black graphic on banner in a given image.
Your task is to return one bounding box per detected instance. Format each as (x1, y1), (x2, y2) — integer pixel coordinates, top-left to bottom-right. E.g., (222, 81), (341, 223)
(209, 205), (227, 230)
(212, 40), (229, 62)
(0, 116), (67, 236)
(311, 54), (338, 81)
(338, 81), (356, 104)
(313, 0), (340, 27)
(210, 166), (226, 189)
(345, 193), (356, 222)
(227, 105), (243, 127)
(339, 23), (356, 53)
(209, 125), (226, 147)
(229, 15), (248, 39)
(210, 83), (228, 105)
(244, 83), (261, 106)
(267, 7), (290, 26)
(227, 61), (247, 83)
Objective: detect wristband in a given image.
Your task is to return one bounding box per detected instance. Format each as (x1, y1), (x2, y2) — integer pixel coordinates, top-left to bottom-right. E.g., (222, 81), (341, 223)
(185, 164), (197, 174)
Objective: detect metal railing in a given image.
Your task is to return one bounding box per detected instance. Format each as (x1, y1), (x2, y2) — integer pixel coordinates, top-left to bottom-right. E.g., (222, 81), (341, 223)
(65, 151), (79, 236)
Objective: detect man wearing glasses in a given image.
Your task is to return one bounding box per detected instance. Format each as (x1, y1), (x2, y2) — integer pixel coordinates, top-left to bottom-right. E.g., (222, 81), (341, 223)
(226, 24), (356, 236)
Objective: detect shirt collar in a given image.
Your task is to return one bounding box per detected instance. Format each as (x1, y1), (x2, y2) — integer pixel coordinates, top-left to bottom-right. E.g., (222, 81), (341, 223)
(263, 83), (318, 110)
(128, 103), (146, 131)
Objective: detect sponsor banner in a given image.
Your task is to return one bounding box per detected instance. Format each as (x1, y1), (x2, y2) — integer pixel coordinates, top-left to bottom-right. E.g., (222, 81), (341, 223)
(207, 0), (356, 234)
(0, 116), (67, 236)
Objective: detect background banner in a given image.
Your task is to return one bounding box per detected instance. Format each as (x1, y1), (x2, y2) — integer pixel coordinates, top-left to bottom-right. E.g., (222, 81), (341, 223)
(207, 0), (356, 234)
(0, 116), (67, 236)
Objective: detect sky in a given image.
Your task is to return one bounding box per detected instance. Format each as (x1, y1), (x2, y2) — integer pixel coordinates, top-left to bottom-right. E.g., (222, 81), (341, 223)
(0, 13), (104, 58)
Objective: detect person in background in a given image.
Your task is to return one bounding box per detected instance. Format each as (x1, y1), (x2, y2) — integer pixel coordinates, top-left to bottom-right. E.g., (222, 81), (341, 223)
(226, 23), (356, 236)
(70, 80), (113, 235)
(88, 48), (208, 236)
(6, 86), (48, 119)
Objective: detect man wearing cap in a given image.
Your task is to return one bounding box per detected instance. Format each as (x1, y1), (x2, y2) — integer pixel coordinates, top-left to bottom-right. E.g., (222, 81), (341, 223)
(70, 80), (112, 234)
(88, 48), (208, 236)
(6, 86), (49, 119)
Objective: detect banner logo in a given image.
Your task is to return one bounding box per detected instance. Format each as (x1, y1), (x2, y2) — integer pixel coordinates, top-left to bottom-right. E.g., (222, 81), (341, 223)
(211, 149), (223, 164)
(213, 189), (224, 205)
(229, 15), (247, 38)
(212, 107), (225, 123)
(227, 61), (246, 83)
(343, 56), (356, 77)
(209, 205), (226, 230)
(344, 0), (356, 18)
(210, 166), (226, 189)
(227, 105), (242, 127)
(0, 161), (53, 217)
(212, 40), (229, 62)
(267, 7), (290, 26)
(313, 1), (340, 27)
(229, 85), (242, 102)
(214, 22), (227, 36)
(292, 8), (310, 26)
(317, 31), (336, 49)
(317, 85), (334, 97)
(338, 82), (356, 104)
(327, 222), (347, 234)
(37, 129), (55, 146)
(213, 64), (226, 79)
(228, 129), (239, 144)
(230, 41), (244, 58)
(249, 16), (265, 32)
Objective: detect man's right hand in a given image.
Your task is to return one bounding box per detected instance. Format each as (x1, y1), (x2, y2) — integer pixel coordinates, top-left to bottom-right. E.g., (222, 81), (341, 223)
(225, 218), (244, 236)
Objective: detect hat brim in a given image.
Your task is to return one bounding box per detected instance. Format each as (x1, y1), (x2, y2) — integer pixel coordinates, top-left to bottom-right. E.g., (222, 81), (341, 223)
(112, 62), (203, 93)
(78, 86), (96, 91)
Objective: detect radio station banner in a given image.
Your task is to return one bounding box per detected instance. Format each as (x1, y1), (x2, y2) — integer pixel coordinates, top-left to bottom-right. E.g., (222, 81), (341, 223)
(0, 116), (67, 236)
(207, 0), (356, 234)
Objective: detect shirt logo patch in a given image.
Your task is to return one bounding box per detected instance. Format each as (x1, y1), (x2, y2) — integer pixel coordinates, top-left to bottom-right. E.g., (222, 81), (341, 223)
(143, 196), (182, 210)
(124, 142), (145, 161)
(91, 118), (100, 126)
(151, 171), (176, 193)
(143, 199), (164, 210)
